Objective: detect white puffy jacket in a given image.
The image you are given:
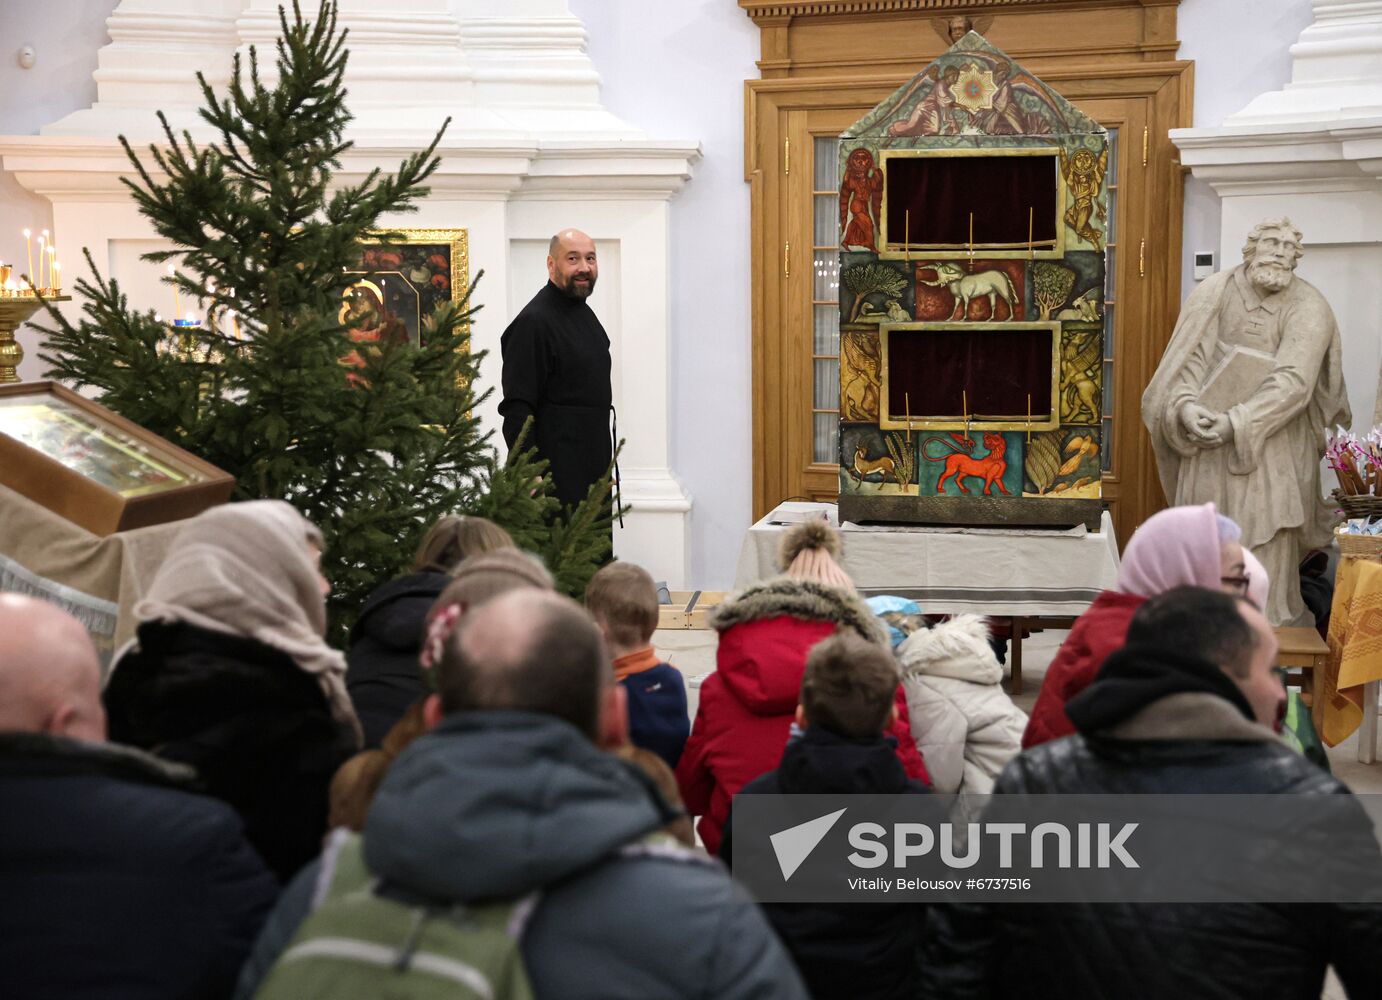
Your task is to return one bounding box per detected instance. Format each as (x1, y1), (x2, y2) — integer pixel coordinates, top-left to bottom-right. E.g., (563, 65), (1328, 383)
(897, 614), (1027, 796)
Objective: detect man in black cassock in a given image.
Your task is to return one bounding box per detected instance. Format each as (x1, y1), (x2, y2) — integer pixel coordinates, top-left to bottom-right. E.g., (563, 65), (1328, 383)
(499, 229), (613, 512)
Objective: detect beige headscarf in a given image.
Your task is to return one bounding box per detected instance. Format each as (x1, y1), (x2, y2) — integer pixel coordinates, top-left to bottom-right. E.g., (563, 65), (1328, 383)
(778, 520), (856, 592)
(121, 500), (362, 747)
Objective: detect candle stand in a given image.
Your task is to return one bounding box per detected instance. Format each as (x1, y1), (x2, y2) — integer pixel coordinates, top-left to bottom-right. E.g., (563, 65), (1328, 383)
(0, 281), (70, 384)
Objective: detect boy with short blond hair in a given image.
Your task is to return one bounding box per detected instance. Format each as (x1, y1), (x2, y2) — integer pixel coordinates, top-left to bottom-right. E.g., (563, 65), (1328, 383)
(585, 562), (689, 768)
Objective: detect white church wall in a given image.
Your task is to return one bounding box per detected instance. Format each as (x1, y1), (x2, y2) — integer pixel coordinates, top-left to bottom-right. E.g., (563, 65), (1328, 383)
(0, 0), (1332, 586)
(1174, 0), (1382, 434)
(0, 0), (116, 382)
(569, 0), (1314, 585)
(1176, 0), (1314, 302)
(568, 0), (759, 589)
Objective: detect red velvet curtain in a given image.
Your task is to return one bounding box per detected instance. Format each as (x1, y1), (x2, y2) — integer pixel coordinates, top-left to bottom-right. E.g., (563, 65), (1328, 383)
(887, 328), (1053, 419)
(885, 155), (1058, 247)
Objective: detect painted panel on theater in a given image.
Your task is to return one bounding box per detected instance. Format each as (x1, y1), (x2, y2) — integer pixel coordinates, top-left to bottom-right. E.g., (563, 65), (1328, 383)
(840, 424), (919, 496)
(836, 31), (1108, 525)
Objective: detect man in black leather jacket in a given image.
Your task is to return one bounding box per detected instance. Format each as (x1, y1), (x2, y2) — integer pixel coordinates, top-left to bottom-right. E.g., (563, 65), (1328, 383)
(920, 587), (1382, 1000)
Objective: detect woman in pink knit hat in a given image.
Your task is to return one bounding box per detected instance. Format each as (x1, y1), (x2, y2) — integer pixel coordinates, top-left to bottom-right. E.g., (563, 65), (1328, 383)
(1022, 502), (1251, 748)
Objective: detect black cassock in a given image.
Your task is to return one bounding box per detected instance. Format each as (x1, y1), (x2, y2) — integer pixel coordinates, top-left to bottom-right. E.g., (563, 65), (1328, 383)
(499, 281), (613, 510)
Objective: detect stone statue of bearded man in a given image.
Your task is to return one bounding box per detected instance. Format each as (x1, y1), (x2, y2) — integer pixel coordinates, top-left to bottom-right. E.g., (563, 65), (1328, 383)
(1142, 218), (1351, 626)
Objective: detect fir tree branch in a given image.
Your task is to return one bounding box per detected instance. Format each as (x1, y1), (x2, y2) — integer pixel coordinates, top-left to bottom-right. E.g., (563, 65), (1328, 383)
(42, 1), (609, 639)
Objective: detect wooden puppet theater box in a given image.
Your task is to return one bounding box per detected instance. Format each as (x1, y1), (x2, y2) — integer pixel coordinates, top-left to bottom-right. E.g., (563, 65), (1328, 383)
(837, 33), (1107, 531)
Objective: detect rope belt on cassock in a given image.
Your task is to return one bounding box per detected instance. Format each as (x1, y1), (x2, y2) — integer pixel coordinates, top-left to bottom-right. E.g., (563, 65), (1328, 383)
(610, 404), (624, 528)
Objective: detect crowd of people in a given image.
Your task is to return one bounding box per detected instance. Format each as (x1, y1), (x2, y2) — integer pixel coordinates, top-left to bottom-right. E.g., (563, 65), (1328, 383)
(1, 499), (1379, 999)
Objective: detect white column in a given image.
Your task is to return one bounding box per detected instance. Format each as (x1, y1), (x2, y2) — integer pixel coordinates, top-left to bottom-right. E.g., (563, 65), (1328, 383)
(1172, 0), (1382, 438)
(43, 0), (244, 138)
(452, 0), (604, 109)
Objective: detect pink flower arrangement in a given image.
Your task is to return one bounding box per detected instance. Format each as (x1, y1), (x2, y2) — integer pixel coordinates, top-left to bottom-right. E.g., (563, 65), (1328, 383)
(1328, 427), (1382, 497)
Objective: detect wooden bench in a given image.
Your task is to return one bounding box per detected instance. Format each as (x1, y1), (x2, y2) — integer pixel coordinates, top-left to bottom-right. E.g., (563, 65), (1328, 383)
(1005, 616), (1076, 697)
(1273, 625), (1328, 712)
(657, 591), (727, 631)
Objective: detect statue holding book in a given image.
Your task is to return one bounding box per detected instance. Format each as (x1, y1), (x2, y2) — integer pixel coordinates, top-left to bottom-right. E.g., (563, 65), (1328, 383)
(1142, 218), (1351, 626)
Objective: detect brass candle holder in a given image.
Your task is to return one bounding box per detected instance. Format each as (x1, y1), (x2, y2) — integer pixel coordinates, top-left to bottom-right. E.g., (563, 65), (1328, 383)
(0, 279), (70, 384)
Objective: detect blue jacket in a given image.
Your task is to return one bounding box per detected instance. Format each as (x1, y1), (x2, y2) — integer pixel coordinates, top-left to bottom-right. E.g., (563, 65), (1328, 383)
(236, 711), (806, 1000)
(0, 732), (278, 1000)
(616, 648), (690, 768)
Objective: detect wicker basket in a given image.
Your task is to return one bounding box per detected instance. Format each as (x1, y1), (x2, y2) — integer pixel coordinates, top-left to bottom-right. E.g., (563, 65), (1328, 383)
(1333, 488), (1382, 521)
(1336, 526), (1382, 559)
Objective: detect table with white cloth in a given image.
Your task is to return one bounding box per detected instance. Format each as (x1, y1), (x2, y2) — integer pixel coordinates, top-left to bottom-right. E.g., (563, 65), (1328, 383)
(734, 502), (1122, 694)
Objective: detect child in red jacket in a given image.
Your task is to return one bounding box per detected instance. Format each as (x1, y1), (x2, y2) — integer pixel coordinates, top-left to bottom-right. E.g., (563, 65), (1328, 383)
(675, 521), (928, 854)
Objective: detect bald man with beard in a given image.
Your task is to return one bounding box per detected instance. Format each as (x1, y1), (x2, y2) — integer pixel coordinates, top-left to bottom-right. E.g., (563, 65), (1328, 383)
(0, 594), (276, 1000)
(499, 228), (614, 512)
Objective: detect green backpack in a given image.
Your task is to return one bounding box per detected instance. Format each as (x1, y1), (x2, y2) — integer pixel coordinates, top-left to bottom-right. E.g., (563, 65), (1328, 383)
(254, 829), (538, 1000)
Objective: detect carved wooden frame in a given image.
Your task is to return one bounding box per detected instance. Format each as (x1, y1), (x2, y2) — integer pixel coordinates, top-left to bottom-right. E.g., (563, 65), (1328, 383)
(741, 0), (1191, 548)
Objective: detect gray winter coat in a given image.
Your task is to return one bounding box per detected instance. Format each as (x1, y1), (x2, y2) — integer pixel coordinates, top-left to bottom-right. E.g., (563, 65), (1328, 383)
(235, 710), (807, 1000)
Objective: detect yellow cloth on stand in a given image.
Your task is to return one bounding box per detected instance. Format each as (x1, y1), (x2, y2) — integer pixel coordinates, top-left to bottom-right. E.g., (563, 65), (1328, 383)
(1320, 557), (1382, 746)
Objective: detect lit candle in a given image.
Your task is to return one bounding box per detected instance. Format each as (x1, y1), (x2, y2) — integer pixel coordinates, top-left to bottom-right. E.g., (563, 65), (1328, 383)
(36, 233), (45, 291)
(22, 230), (33, 288)
(51, 261), (61, 294)
(46, 245), (55, 293)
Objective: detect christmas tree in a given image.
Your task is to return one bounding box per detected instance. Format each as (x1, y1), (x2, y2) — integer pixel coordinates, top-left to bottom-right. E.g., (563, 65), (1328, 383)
(37, 1), (617, 641)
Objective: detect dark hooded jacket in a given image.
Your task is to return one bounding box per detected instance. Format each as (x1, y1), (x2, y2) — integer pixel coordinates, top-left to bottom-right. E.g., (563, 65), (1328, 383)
(919, 646), (1382, 1000)
(0, 732), (278, 1000)
(105, 620), (358, 883)
(675, 578), (929, 854)
(235, 711), (808, 1000)
(344, 570), (448, 747)
(722, 726), (931, 1000)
